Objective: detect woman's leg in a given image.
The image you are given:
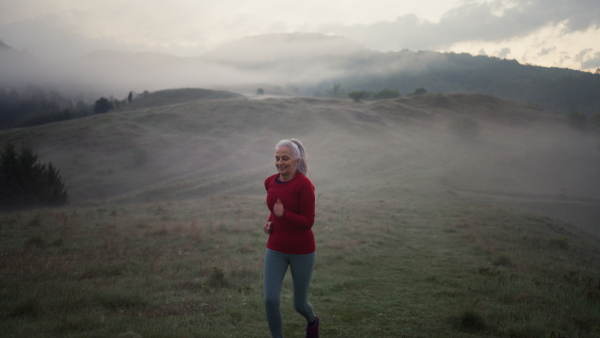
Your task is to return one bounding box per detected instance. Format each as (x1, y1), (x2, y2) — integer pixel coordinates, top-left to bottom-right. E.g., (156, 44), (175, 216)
(289, 252), (316, 323)
(264, 249), (289, 338)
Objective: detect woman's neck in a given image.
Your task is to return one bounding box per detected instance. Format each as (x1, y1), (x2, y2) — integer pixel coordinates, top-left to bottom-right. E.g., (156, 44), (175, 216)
(279, 172), (296, 182)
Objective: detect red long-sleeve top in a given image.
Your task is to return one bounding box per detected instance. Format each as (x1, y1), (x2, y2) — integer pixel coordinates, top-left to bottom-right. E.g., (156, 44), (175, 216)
(264, 172), (316, 254)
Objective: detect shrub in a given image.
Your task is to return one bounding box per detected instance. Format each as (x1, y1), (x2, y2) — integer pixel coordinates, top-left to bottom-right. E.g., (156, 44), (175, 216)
(410, 87), (428, 96)
(207, 267), (228, 288)
(348, 91), (368, 102)
(374, 89), (401, 100)
(94, 97), (113, 114)
(460, 310), (486, 331)
(0, 143), (68, 208)
(493, 254), (512, 266)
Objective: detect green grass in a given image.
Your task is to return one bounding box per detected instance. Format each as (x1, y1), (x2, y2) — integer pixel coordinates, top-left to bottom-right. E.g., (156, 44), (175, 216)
(1, 192), (599, 337)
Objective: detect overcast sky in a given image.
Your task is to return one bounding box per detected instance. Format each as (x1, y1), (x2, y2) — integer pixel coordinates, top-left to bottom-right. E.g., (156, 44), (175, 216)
(1, 0), (599, 72)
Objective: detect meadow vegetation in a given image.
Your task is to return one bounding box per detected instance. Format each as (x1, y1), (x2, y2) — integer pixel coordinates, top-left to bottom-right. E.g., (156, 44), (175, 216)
(1, 193), (599, 337)
(1, 89), (599, 337)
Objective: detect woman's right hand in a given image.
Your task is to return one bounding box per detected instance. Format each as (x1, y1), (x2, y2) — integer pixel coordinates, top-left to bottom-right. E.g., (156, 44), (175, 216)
(263, 222), (273, 234)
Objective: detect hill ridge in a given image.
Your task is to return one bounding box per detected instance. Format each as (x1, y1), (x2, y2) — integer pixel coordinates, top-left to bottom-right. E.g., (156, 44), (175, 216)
(122, 88), (244, 110)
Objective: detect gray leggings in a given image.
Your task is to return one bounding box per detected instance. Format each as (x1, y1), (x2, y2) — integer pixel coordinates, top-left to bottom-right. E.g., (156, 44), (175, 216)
(264, 248), (316, 338)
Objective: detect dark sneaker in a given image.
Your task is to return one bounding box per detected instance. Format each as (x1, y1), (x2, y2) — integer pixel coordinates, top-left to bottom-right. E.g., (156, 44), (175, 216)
(306, 316), (319, 338)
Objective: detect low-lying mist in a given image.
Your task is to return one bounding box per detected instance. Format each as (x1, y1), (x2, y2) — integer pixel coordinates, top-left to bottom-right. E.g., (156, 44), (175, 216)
(0, 34), (375, 99)
(1, 91), (596, 232)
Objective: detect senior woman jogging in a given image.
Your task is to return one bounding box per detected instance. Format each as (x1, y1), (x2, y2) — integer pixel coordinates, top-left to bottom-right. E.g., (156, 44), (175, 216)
(263, 139), (319, 338)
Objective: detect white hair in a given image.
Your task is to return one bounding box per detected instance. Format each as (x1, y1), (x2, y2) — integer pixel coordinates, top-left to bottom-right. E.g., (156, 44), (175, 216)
(275, 139), (308, 175)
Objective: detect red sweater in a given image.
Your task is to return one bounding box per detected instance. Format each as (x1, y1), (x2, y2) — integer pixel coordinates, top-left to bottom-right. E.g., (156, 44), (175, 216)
(264, 172), (316, 254)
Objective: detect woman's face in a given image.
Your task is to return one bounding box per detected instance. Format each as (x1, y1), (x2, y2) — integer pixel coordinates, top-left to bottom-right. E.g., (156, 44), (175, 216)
(275, 146), (299, 178)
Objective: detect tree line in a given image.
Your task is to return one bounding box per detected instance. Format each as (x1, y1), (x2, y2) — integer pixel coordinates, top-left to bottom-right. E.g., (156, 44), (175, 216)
(0, 87), (148, 130)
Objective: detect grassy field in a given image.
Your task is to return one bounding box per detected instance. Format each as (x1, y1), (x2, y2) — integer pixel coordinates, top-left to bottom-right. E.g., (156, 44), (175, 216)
(1, 191), (599, 337)
(1, 89), (599, 337)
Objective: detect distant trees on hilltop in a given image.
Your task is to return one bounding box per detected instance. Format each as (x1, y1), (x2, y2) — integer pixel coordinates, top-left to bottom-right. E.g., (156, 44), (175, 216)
(0, 86), (85, 129)
(345, 88), (413, 102)
(410, 88), (427, 96)
(94, 97), (113, 114)
(348, 90), (368, 102)
(0, 87), (148, 129)
(318, 83), (403, 101)
(320, 82), (433, 102)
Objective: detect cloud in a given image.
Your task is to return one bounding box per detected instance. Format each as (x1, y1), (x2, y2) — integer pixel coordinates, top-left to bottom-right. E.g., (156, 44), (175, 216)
(580, 51), (600, 69)
(0, 14), (209, 60)
(575, 48), (593, 62)
(320, 0), (600, 51)
(538, 46), (556, 56)
(0, 15), (95, 60)
(495, 48), (511, 58)
(554, 0), (600, 32)
(567, 48), (600, 70)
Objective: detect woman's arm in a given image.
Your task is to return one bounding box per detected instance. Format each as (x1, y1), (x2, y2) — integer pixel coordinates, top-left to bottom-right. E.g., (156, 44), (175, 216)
(276, 183), (315, 229)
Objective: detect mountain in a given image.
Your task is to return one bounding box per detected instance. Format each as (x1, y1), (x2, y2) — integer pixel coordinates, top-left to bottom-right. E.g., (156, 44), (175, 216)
(307, 50), (600, 116)
(2, 33), (599, 115)
(75, 33), (600, 115)
(0, 87), (598, 232)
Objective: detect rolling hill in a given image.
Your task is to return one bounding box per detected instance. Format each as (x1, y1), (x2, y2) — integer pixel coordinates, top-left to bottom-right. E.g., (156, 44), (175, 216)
(0, 88), (598, 231)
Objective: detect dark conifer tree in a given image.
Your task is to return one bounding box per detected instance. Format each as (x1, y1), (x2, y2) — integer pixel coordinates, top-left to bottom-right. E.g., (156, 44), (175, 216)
(0, 143), (68, 208)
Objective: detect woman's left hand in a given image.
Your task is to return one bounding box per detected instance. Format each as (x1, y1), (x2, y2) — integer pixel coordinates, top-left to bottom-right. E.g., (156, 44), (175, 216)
(274, 198), (284, 217)
(264, 222), (273, 234)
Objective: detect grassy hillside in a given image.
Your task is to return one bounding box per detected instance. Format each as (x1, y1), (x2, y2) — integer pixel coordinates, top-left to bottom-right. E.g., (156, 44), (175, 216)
(1, 88), (599, 337)
(1, 89), (596, 224)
